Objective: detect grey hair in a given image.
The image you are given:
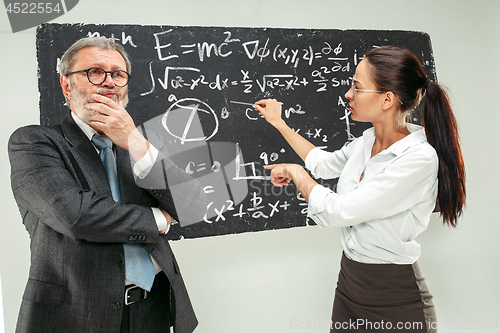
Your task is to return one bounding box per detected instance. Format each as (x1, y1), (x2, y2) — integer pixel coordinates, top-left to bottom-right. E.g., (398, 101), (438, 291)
(59, 37), (131, 76)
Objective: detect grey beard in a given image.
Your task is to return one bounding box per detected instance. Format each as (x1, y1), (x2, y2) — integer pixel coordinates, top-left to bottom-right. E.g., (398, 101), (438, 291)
(70, 86), (129, 124)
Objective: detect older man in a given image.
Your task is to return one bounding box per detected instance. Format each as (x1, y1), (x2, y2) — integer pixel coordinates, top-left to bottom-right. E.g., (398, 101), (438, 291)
(9, 37), (205, 333)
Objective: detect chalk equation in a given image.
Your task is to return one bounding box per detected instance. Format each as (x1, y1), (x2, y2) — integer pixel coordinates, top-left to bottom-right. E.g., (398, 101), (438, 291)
(139, 65), (352, 96)
(85, 29), (358, 97)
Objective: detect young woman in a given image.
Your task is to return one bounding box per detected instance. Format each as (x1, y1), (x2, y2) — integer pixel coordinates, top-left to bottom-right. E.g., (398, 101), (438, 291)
(253, 46), (465, 332)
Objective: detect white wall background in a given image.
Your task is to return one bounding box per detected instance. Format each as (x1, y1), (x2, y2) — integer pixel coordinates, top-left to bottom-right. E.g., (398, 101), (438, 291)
(1, 0), (499, 332)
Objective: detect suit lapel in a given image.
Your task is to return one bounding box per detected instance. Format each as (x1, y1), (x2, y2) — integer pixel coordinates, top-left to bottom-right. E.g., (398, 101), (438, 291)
(58, 115), (169, 270)
(59, 113), (114, 199)
(60, 113), (145, 206)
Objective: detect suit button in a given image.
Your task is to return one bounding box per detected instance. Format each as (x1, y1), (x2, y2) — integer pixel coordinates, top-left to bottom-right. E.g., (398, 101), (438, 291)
(112, 302), (122, 311)
(118, 260), (124, 269)
(128, 235), (137, 241)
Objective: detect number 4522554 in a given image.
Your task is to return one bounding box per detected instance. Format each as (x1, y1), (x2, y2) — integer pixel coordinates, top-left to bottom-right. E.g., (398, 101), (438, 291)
(5, 2), (61, 14)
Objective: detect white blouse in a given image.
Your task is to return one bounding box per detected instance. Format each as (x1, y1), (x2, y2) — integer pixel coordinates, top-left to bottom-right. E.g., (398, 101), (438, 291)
(305, 124), (438, 264)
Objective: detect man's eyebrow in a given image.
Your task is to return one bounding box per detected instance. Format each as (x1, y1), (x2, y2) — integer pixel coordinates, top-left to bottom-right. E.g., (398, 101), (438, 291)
(91, 62), (126, 71)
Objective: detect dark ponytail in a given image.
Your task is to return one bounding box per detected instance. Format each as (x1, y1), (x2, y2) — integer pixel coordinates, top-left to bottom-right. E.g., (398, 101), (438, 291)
(421, 81), (465, 226)
(365, 46), (465, 227)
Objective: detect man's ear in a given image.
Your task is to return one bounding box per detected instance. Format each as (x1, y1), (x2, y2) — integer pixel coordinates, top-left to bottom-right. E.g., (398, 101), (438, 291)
(60, 75), (71, 101)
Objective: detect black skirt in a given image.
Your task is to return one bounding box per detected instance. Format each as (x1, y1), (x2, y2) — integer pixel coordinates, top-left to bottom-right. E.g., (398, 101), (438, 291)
(331, 252), (437, 332)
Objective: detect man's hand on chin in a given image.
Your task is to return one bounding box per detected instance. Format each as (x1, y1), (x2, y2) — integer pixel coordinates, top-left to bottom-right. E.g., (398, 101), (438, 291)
(86, 93), (150, 162)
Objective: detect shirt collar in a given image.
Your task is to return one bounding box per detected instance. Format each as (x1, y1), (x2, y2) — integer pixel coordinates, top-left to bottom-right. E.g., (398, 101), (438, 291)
(362, 124), (427, 156)
(71, 111), (97, 141)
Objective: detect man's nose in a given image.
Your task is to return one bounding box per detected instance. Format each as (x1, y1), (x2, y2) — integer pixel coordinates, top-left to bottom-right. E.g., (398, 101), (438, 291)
(101, 72), (115, 87)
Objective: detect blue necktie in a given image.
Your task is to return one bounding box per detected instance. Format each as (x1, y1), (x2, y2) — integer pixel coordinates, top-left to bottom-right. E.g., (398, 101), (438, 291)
(92, 135), (156, 291)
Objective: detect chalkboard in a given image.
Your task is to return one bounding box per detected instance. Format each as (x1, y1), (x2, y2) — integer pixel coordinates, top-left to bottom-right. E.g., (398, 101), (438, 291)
(36, 23), (437, 240)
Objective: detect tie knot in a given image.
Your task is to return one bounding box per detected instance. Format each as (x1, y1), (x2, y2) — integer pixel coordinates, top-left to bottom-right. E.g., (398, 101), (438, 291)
(92, 135), (113, 151)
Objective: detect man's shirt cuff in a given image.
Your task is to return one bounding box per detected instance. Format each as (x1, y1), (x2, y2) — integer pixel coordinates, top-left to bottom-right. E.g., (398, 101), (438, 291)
(133, 144), (159, 179)
(151, 207), (170, 233)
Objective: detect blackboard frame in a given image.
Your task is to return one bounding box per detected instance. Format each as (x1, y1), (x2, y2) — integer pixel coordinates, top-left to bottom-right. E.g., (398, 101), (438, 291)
(36, 23), (436, 240)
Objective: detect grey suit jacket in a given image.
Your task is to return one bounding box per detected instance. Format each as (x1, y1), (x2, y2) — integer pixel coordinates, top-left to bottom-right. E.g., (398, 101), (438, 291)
(8, 113), (205, 333)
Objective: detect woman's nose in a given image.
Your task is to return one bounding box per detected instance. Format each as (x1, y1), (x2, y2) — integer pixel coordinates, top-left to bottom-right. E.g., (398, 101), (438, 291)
(345, 87), (353, 100)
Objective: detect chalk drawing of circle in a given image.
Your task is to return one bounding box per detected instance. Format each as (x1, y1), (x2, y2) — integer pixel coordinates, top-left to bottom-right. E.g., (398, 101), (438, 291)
(161, 98), (219, 144)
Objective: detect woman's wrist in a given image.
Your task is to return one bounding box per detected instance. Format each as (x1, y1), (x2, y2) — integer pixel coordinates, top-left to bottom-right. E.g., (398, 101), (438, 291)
(274, 119), (291, 133)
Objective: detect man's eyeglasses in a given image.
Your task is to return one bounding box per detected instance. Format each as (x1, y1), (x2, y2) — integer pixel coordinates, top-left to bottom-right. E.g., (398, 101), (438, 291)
(66, 67), (131, 87)
(348, 83), (403, 105)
